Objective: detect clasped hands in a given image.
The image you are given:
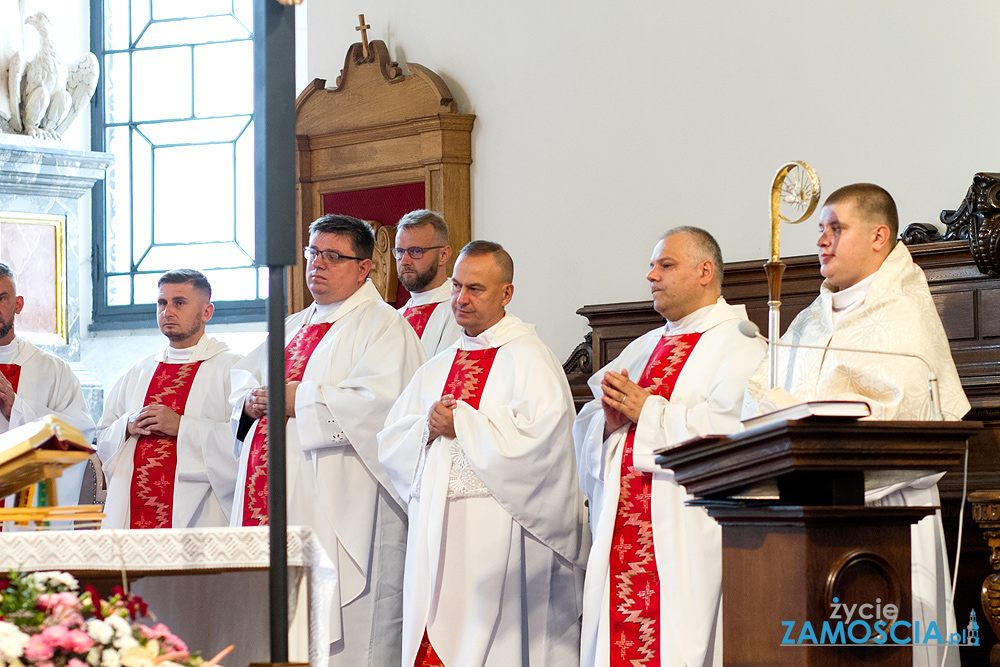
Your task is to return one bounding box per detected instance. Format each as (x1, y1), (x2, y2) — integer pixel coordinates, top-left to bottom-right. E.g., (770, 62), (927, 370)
(601, 368), (651, 439)
(127, 404), (181, 437)
(428, 394), (457, 441)
(0, 372), (15, 420)
(242, 382), (301, 421)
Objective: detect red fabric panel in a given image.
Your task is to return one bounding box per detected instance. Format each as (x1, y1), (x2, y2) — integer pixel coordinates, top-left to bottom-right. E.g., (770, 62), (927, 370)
(322, 182), (426, 308)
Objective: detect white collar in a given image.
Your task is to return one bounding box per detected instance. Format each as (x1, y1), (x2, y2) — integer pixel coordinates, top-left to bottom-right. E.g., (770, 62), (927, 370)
(831, 273), (876, 314)
(405, 278), (452, 307)
(459, 317), (504, 350)
(0, 338), (19, 364)
(664, 300), (716, 335)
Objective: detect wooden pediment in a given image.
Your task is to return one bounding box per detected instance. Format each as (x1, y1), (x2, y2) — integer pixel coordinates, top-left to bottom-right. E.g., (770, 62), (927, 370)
(293, 38), (475, 311)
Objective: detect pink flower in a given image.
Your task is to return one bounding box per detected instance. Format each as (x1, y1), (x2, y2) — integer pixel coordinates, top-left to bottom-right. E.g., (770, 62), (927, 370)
(24, 634), (55, 662)
(65, 629), (94, 653)
(140, 624), (188, 654)
(69, 658), (89, 667)
(37, 592), (81, 613)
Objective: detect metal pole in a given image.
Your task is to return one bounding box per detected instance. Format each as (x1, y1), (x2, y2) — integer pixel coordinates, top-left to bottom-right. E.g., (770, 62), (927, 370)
(253, 0), (297, 662)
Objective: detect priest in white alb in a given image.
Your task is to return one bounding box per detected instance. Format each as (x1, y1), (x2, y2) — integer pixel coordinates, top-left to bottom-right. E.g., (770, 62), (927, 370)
(574, 227), (766, 667)
(393, 210), (462, 358)
(743, 184), (970, 667)
(378, 241), (589, 667)
(230, 214), (425, 667)
(0, 262), (95, 520)
(98, 269), (242, 529)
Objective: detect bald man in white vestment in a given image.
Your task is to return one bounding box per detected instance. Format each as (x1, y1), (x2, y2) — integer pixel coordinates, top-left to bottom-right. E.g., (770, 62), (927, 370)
(230, 214), (425, 667)
(379, 241), (589, 667)
(393, 210), (462, 358)
(98, 269), (241, 529)
(743, 184), (970, 667)
(574, 227), (766, 667)
(0, 262), (95, 526)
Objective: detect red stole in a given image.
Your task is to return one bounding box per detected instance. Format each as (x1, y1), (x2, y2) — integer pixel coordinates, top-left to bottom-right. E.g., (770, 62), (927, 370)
(241, 322), (334, 527)
(129, 361), (204, 529)
(609, 332), (701, 666)
(402, 302), (441, 339)
(414, 346), (499, 667)
(0, 364), (20, 392)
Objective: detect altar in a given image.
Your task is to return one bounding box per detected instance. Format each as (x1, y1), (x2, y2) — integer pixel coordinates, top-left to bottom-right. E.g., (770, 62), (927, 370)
(0, 526), (335, 667)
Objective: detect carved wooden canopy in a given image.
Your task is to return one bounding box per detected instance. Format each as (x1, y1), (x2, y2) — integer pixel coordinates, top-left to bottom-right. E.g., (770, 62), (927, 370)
(293, 38), (475, 311)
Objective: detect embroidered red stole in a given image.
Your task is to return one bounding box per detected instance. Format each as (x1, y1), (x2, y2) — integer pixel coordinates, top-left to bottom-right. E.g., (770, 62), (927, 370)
(414, 347), (499, 667)
(129, 361), (204, 529)
(609, 332), (701, 666)
(402, 302), (441, 338)
(0, 364), (20, 392)
(241, 322), (334, 527)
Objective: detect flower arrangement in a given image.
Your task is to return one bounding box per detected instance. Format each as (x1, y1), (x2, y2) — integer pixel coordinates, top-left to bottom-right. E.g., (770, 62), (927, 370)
(0, 571), (231, 667)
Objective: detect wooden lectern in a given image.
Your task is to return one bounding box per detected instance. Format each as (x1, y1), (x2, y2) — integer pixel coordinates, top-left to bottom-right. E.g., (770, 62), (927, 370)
(656, 418), (981, 666)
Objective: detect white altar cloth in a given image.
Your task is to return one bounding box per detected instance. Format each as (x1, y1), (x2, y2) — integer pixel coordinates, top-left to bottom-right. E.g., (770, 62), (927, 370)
(0, 526), (335, 667)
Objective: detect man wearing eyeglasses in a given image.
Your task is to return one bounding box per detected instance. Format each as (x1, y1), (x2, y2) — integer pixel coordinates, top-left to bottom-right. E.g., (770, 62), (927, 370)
(229, 214), (425, 667)
(393, 210), (462, 358)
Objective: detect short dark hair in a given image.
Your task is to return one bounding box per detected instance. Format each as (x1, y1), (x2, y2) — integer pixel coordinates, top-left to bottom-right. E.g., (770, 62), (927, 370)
(158, 268), (211, 300)
(662, 226), (724, 285)
(309, 214), (375, 260)
(458, 240), (514, 283)
(0, 262), (14, 289)
(396, 209), (449, 243)
(825, 183), (899, 246)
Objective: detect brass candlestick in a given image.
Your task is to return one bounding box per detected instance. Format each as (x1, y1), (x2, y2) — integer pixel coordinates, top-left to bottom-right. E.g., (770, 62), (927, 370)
(766, 161), (820, 389)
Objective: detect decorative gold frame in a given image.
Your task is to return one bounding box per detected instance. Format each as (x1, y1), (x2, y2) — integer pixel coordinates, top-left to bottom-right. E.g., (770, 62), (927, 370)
(0, 211), (68, 345)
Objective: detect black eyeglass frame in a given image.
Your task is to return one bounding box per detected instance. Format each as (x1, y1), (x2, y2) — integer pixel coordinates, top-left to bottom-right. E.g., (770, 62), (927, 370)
(390, 245), (446, 260)
(303, 246), (364, 263)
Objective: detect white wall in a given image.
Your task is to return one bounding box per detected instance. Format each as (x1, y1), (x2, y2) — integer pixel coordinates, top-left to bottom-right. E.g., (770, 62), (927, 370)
(299, 0), (1000, 360)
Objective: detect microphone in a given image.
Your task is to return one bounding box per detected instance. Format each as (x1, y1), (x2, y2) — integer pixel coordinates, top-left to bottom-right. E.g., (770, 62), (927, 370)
(738, 320), (944, 421)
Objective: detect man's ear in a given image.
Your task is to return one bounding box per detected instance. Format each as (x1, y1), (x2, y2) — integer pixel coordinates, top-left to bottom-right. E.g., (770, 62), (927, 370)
(359, 258), (373, 282)
(699, 260), (716, 287)
(502, 283), (514, 307)
(14, 296), (23, 315)
(439, 243), (452, 266)
(202, 301), (215, 324)
(872, 224), (892, 253)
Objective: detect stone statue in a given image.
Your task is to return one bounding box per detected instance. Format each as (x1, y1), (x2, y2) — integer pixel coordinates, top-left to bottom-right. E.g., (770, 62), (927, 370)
(0, 3), (99, 140)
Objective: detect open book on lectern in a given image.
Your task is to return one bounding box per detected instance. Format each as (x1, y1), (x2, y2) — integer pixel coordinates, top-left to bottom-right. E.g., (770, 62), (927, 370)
(0, 415), (93, 466)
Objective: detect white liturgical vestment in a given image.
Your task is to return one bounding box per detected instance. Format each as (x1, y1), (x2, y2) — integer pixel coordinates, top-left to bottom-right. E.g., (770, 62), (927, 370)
(378, 313), (589, 667)
(743, 242), (970, 667)
(574, 298), (766, 667)
(0, 336), (95, 520)
(98, 335), (242, 529)
(398, 279), (461, 358)
(230, 279), (425, 667)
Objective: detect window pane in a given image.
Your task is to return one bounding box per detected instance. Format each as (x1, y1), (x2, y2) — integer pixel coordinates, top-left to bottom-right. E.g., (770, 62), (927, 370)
(153, 144), (233, 243)
(257, 267), (268, 299)
(138, 242), (253, 273)
(235, 121), (254, 254)
(204, 267), (261, 301)
(138, 116), (250, 146)
(104, 0), (131, 50)
(107, 275), (132, 306)
(132, 47), (192, 122)
(234, 0), (253, 32)
(105, 127), (132, 273)
(194, 41), (253, 117)
(104, 53), (130, 123)
(152, 0), (231, 20)
(137, 16), (250, 48)
(133, 273), (160, 304)
(132, 133), (153, 263)
(131, 1), (152, 45)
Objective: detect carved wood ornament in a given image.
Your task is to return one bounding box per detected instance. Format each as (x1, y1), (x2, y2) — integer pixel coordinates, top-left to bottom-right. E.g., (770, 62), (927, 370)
(293, 25), (475, 310)
(903, 172), (1000, 276)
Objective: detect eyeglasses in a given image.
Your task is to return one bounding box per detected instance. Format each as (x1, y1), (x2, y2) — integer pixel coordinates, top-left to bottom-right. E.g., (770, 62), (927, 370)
(303, 246), (363, 264)
(390, 245), (445, 260)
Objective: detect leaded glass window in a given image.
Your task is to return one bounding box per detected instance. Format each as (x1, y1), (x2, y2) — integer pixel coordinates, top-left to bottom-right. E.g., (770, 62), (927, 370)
(92, 0), (265, 328)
